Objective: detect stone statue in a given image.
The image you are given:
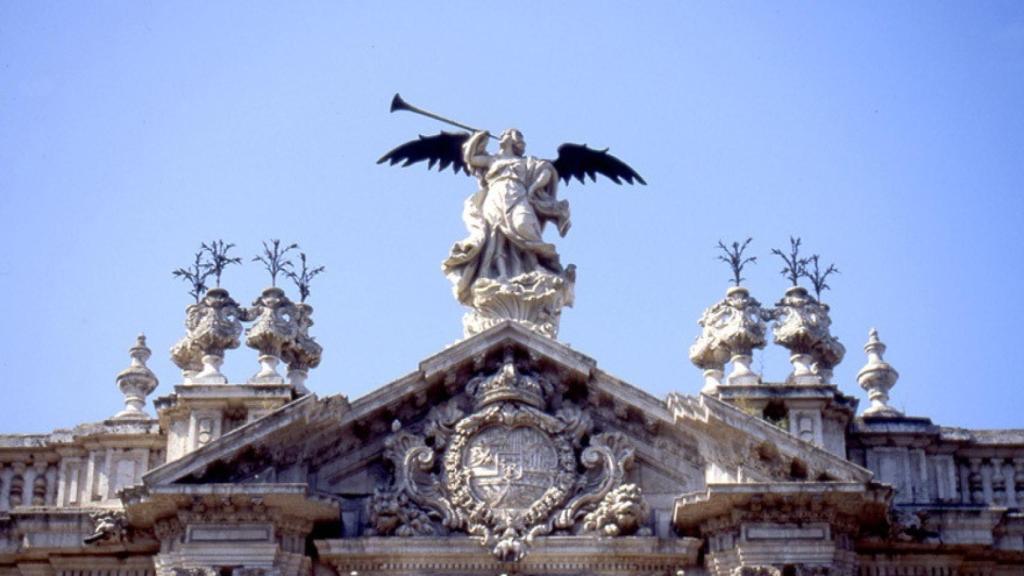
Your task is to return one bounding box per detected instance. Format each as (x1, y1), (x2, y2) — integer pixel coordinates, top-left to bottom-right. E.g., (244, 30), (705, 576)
(379, 94), (645, 338)
(446, 129), (571, 303)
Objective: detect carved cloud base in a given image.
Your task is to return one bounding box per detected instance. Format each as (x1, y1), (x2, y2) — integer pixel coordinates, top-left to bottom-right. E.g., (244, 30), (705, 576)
(462, 269), (575, 339)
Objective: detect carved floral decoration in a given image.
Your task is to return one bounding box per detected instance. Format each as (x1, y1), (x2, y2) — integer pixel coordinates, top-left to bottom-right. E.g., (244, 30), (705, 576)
(170, 287), (244, 383)
(770, 286), (845, 383)
(690, 286), (768, 370)
(169, 284), (322, 389)
(368, 351), (648, 561)
(245, 287), (299, 383)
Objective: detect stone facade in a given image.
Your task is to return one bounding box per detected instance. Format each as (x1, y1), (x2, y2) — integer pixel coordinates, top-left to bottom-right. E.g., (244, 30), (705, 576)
(2, 296), (1023, 576)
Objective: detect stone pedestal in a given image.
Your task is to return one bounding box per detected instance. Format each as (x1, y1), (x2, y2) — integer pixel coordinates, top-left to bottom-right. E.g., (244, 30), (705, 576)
(155, 384), (295, 460)
(462, 268), (574, 339)
(727, 353), (760, 386)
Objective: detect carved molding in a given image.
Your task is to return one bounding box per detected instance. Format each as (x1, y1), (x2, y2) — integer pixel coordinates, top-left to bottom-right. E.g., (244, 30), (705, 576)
(733, 567), (781, 576)
(462, 269), (575, 339)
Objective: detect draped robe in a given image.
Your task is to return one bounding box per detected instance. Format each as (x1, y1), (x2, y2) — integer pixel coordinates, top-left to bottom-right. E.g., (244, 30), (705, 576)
(442, 146), (570, 305)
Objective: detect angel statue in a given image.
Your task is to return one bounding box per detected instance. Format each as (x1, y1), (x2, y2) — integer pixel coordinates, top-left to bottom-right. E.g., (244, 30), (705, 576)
(379, 94), (645, 338)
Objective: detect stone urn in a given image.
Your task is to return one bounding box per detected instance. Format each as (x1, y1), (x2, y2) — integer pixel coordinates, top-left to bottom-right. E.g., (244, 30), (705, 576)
(689, 286), (767, 392)
(170, 287), (244, 384)
(245, 287), (299, 384)
(280, 302), (322, 394)
(771, 286), (845, 384)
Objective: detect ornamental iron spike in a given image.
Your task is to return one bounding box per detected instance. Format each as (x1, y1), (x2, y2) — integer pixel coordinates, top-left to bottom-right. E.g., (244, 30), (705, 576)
(252, 239), (299, 287)
(770, 236), (810, 287)
(715, 237), (757, 287)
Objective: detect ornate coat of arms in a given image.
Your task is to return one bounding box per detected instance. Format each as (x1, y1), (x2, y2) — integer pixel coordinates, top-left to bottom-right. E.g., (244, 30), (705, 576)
(367, 351), (649, 561)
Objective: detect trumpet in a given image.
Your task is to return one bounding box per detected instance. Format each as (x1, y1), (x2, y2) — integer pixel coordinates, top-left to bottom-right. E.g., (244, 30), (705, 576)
(389, 93), (497, 140)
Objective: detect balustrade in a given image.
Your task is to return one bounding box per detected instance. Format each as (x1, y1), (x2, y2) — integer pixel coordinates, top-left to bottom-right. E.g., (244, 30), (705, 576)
(956, 455), (1024, 508)
(0, 459), (61, 510)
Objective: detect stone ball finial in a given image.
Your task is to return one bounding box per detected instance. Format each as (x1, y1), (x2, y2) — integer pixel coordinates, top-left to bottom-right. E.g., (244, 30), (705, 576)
(857, 327), (902, 417)
(130, 334), (151, 365)
(113, 333), (159, 420)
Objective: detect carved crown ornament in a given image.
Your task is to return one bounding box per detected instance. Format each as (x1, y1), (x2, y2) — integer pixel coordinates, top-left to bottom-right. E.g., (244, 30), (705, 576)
(368, 350), (651, 562)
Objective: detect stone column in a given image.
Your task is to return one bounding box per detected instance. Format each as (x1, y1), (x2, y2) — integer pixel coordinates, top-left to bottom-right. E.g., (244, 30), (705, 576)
(9, 462), (25, 507)
(31, 462), (47, 505)
(968, 458), (985, 504)
(153, 498), (321, 576)
(991, 458), (1007, 506)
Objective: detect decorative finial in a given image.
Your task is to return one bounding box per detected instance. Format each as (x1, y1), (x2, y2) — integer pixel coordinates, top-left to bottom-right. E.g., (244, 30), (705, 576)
(201, 239), (242, 288)
(689, 284), (767, 393)
(172, 249), (212, 303)
(805, 254), (839, 302)
(771, 236), (810, 287)
(715, 237), (757, 287)
(770, 274), (845, 384)
(857, 328), (902, 417)
(113, 334), (158, 420)
(287, 252), (326, 303)
(253, 239), (298, 288)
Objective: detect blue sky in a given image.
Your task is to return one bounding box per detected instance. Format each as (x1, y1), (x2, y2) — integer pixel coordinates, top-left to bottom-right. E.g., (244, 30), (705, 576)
(1, 2), (1022, 432)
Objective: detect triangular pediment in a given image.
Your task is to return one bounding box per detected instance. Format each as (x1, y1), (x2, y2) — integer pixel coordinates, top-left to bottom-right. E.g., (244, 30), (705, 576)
(137, 321), (872, 554)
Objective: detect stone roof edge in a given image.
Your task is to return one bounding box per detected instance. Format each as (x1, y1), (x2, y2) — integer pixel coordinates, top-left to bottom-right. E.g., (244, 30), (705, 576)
(0, 419), (162, 452)
(938, 427), (1024, 445)
(673, 480), (892, 529)
(418, 321), (596, 382)
(669, 392), (874, 483)
(142, 393), (323, 486)
(139, 325), (627, 488)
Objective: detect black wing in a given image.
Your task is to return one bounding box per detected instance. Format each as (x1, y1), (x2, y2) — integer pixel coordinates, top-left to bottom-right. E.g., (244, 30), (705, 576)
(377, 131), (471, 174)
(550, 143), (646, 186)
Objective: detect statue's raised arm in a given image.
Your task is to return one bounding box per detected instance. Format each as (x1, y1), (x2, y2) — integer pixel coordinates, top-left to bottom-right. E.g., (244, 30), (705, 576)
(462, 130), (493, 173)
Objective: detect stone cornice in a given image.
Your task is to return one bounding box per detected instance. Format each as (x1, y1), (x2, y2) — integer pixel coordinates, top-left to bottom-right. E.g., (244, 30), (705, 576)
(419, 321), (595, 382)
(669, 392), (874, 483)
(673, 481), (892, 532)
(316, 535), (701, 575)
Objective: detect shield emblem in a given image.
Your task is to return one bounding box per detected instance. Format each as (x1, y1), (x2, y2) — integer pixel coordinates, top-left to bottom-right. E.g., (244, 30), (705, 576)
(464, 425), (560, 511)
